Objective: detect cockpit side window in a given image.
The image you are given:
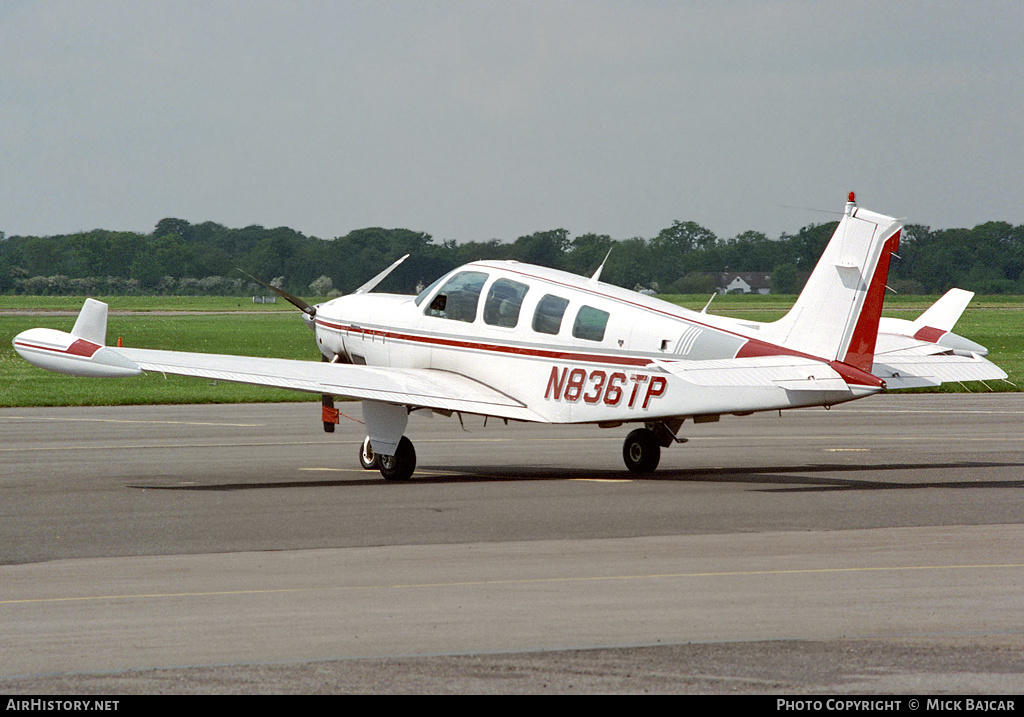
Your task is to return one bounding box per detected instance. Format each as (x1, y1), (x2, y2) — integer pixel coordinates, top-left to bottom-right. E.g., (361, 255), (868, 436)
(572, 305), (610, 342)
(483, 278), (530, 328)
(414, 276), (445, 307)
(532, 294), (569, 335)
(423, 271), (488, 322)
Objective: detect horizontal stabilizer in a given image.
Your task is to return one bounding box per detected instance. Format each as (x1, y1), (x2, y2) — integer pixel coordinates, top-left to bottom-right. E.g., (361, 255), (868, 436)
(873, 353), (1007, 390)
(655, 356), (850, 393)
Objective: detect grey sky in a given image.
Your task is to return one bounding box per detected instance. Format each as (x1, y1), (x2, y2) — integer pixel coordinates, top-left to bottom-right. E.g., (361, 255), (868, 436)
(2, 1), (1022, 244)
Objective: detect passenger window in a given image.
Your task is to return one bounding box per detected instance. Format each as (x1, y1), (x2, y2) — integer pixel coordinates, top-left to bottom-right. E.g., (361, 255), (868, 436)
(532, 294), (569, 335)
(572, 305), (610, 342)
(483, 279), (530, 328)
(423, 271), (488, 322)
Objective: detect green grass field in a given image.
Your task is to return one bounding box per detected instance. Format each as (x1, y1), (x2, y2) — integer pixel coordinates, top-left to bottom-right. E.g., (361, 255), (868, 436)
(1, 308), (318, 407)
(2, 294), (1020, 407)
(0, 295), (304, 312)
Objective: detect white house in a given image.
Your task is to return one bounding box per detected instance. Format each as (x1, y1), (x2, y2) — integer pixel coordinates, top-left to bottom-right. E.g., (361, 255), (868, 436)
(718, 272), (771, 294)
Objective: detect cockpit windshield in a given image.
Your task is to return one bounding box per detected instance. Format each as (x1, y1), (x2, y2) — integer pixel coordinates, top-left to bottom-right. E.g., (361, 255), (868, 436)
(422, 271), (488, 322)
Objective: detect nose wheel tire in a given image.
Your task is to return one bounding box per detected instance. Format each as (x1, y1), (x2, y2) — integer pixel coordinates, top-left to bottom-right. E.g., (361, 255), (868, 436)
(378, 436), (417, 481)
(358, 436), (379, 470)
(623, 428), (660, 474)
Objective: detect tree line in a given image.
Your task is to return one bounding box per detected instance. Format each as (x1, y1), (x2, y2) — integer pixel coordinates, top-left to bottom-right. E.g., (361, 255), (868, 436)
(2, 216), (1023, 297)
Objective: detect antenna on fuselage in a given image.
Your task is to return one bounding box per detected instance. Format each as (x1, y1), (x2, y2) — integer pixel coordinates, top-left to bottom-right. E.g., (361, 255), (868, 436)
(353, 254), (410, 294)
(701, 293), (716, 314)
(589, 248), (613, 284)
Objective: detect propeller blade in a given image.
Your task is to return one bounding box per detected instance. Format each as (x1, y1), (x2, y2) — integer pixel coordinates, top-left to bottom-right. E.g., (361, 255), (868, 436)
(353, 254), (409, 295)
(237, 270), (317, 317)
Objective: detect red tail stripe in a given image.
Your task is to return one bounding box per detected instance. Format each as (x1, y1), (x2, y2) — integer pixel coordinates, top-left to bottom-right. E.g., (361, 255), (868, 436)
(843, 229), (901, 372)
(913, 326), (948, 343)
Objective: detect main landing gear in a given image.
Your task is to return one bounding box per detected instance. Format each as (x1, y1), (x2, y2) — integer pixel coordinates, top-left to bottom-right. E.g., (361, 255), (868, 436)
(356, 418), (684, 480)
(623, 428), (660, 473)
(622, 422), (688, 474)
(359, 435), (417, 481)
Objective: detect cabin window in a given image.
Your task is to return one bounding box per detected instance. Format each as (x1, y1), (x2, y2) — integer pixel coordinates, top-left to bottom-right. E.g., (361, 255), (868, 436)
(483, 279), (530, 328)
(532, 294), (569, 335)
(423, 271), (488, 322)
(572, 305), (610, 342)
(414, 276), (445, 307)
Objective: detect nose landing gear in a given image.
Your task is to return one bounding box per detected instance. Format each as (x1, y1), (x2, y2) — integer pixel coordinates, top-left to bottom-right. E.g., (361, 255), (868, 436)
(359, 435), (416, 481)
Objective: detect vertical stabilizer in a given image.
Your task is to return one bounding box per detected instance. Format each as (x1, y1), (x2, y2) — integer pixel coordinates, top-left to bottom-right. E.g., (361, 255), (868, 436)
(912, 288), (974, 334)
(71, 298), (109, 346)
(760, 195), (902, 370)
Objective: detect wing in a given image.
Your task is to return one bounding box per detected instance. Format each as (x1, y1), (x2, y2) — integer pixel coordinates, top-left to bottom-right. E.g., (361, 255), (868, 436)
(12, 309), (545, 422)
(119, 346), (545, 421)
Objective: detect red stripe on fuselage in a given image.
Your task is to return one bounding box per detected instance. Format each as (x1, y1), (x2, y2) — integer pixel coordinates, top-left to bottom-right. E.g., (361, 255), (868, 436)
(315, 319), (651, 367)
(14, 338), (102, 358)
(735, 337), (805, 360)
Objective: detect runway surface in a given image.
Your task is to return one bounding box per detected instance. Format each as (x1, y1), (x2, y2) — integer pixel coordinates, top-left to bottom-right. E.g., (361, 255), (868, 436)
(2, 394), (1023, 693)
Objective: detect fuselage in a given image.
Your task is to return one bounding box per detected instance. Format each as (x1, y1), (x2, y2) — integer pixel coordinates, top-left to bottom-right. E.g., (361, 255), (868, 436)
(310, 260), (877, 424)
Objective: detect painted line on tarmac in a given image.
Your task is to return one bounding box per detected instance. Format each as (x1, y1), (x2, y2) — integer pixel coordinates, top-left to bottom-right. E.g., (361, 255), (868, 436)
(5, 562), (1023, 606)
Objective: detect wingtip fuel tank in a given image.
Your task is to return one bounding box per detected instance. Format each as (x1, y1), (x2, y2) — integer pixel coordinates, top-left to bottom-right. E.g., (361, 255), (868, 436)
(12, 300), (142, 378)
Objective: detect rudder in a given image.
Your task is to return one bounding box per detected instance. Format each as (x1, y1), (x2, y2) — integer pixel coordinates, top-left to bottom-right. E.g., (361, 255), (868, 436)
(759, 194), (902, 370)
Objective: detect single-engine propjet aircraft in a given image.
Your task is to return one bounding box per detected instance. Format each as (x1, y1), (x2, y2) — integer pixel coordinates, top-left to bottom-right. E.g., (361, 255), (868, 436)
(13, 194), (1007, 480)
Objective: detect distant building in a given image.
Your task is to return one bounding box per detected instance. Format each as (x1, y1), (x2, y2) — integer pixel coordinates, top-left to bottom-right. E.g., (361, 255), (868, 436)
(718, 272), (771, 295)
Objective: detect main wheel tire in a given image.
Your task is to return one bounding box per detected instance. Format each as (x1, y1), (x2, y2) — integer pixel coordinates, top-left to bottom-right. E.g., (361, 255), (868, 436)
(358, 436), (379, 470)
(623, 428), (661, 474)
(379, 436), (417, 481)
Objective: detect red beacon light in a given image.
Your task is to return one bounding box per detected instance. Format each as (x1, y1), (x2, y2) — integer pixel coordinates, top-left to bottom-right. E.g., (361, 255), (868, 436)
(848, 191), (856, 203)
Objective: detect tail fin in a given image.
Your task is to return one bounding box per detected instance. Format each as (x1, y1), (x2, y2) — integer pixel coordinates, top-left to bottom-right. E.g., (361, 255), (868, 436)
(912, 288), (974, 335)
(71, 298), (109, 345)
(760, 194), (902, 371)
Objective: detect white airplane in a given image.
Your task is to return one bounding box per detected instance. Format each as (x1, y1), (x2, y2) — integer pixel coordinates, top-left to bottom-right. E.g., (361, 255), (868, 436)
(12, 194), (1007, 480)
